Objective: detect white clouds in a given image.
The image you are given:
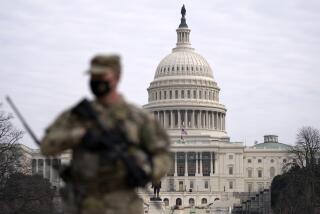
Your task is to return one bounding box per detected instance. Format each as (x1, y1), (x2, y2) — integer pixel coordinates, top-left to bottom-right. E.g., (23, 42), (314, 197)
(0, 0), (319, 148)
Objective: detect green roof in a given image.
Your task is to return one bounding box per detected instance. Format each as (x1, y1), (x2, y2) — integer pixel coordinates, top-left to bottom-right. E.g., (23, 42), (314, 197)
(253, 142), (291, 149)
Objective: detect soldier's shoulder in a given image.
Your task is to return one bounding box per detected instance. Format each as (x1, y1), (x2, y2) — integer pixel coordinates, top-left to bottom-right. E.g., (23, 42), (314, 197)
(124, 101), (154, 122)
(54, 99), (90, 121)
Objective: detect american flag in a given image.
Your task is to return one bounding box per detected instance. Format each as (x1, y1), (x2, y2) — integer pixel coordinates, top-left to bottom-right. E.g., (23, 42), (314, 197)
(180, 127), (188, 140)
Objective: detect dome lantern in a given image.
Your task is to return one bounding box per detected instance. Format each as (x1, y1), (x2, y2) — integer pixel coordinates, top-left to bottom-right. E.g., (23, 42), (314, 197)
(174, 5), (193, 51)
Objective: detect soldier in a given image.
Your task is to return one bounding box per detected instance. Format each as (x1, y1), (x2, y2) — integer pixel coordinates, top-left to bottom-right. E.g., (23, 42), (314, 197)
(41, 54), (170, 214)
(151, 180), (161, 199)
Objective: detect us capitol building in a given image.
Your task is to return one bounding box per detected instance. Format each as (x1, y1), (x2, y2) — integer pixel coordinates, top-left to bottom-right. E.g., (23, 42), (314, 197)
(21, 5), (290, 211)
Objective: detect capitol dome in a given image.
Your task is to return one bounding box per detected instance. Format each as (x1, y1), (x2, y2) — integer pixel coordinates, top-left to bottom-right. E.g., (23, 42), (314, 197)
(154, 50), (214, 79)
(144, 5), (229, 142)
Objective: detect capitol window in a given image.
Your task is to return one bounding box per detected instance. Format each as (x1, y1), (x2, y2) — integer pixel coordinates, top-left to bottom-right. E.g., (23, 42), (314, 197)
(189, 198), (195, 206)
(187, 90), (191, 98)
(248, 169), (252, 178)
(190, 180), (194, 189)
(32, 159), (37, 174)
(164, 91), (167, 99)
(248, 183), (253, 192)
(258, 159), (262, 163)
(38, 159), (44, 176)
(199, 91), (202, 99)
(258, 169), (263, 178)
(175, 90), (178, 99)
(193, 90), (196, 99)
(248, 159), (252, 163)
(187, 152), (196, 176)
(164, 198), (169, 206)
(201, 198), (207, 204)
(229, 181), (233, 189)
(204, 181), (209, 189)
(202, 152), (211, 176)
(167, 152), (175, 176)
(229, 166), (233, 175)
(169, 91), (172, 99)
(177, 152), (186, 176)
(181, 90), (185, 98)
(270, 159), (274, 163)
(229, 155), (233, 160)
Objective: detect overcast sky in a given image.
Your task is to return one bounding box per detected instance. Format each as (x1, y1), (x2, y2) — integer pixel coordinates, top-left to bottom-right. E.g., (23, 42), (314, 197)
(0, 0), (319, 148)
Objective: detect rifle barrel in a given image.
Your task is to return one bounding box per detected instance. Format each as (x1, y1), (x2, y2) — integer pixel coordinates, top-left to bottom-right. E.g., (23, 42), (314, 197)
(5, 96), (41, 145)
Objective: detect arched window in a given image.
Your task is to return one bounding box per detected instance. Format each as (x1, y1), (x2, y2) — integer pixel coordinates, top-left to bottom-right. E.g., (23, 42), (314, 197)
(176, 198), (182, 206)
(189, 198), (195, 206)
(270, 167), (275, 177)
(164, 198), (169, 206)
(201, 198), (207, 204)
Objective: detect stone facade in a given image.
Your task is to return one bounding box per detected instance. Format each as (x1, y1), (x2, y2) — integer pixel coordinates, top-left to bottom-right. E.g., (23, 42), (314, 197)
(139, 8), (291, 209)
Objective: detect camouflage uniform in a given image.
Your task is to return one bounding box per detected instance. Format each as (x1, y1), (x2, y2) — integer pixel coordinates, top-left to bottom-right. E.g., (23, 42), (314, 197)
(41, 56), (170, 214)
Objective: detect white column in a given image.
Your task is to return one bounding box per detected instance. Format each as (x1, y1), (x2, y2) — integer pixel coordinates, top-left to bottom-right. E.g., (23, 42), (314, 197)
(196, 152), (200, 176)
(191, 110), (195, 128)
(178, 110), (181, 128)
(174, 152), (177, 176)
(206, 111), (209, 129)
(184, 153), (188, 176)
(42, 158), (45, 178)
(221, 113), (224, 131)
(36, 159), (39, 173)
(184, 110), (188, 127)
(197, 111), (200, 128)
(49, 159), (53, 182)
(44, 159), (47, 179)
(210, 152), (214, 176)
(170, 110), (173, 128)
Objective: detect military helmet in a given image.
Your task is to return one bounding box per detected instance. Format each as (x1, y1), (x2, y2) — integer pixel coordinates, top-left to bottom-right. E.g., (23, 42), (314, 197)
(87, 54), (121, 75)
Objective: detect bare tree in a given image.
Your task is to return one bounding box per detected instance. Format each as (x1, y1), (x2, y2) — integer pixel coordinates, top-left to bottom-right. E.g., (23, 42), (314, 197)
(0, 104), (24, 186)
(272, 126), (320, 213)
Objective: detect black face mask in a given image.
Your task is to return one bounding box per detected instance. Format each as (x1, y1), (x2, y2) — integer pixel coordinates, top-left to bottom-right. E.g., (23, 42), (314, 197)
(90, 80), (111, 97)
